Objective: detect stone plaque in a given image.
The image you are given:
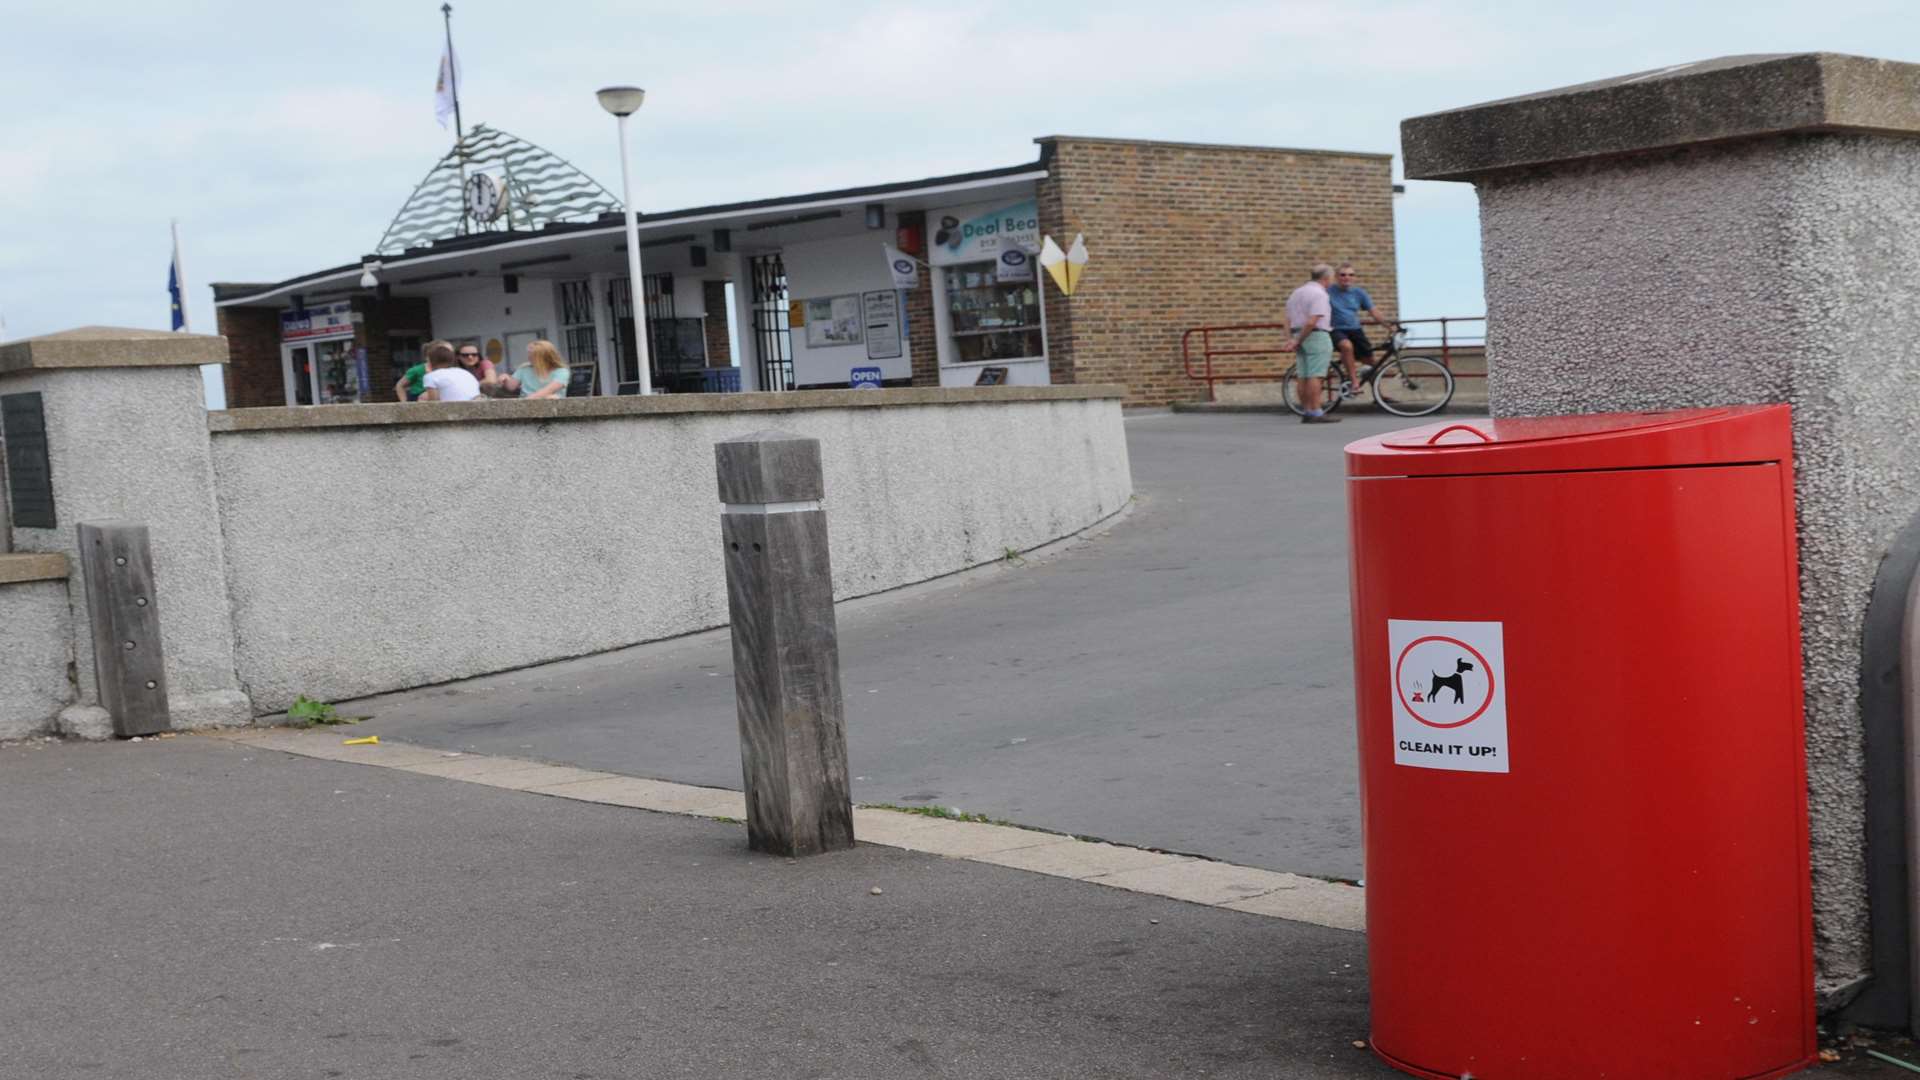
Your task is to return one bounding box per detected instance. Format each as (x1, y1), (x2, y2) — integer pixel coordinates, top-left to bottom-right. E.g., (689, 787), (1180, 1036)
(1, 392), (53, 528)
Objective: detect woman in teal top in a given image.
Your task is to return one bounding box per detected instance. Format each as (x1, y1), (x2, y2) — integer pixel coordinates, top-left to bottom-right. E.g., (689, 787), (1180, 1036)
(501, 340), (570, 399)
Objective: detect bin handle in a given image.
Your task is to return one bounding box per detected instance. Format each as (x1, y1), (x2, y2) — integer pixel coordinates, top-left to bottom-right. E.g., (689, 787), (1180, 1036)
(1425, 423), (1492, 445)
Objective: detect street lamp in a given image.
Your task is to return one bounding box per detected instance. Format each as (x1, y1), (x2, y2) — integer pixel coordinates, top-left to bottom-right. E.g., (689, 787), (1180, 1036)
(598, 85), (652, 395)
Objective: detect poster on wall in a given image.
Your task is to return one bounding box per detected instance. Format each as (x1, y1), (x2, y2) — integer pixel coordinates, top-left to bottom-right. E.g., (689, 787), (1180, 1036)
(803, 295), (863, 347)
(862, 290), (902, 360)
(929, 198), (1041, 267)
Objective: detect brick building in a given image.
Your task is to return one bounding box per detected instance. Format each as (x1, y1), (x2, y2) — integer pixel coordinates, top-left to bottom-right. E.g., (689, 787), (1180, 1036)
(214, 131), (1395, 408)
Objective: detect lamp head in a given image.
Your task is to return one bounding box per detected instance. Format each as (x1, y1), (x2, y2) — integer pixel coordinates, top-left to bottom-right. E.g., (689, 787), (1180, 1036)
(358, 260), (381, 289)
(596, 86), (646, 117)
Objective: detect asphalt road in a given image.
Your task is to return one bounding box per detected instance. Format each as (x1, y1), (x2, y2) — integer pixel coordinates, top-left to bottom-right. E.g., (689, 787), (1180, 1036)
(346, 411), (1428, 880)
(0, 736), (1385, 1080)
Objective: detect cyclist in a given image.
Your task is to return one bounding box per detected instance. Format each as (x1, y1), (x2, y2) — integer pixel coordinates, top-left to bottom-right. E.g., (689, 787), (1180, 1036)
(1328, 263), (1394, 391)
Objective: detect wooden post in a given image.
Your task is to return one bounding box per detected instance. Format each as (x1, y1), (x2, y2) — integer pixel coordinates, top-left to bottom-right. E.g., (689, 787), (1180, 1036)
(77, 521), (170, 736)
(715, 431), (854, 856)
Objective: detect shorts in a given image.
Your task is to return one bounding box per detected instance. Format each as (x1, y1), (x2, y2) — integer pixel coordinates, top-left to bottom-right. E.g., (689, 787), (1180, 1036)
(1330, 328), (1374, 361)
(1294, 330), (1333, 377)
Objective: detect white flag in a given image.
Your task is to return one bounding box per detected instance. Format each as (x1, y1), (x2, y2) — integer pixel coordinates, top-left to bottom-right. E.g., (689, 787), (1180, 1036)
(435, 43), (462, 129)
(883, 244), (919, 290)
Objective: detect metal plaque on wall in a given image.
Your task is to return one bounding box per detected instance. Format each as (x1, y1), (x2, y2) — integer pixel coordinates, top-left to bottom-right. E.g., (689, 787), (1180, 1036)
(1, 392), (55, 528)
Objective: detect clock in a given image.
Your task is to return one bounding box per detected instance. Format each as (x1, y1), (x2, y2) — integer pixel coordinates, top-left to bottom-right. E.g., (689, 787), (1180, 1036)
(466, 173), (503, 223)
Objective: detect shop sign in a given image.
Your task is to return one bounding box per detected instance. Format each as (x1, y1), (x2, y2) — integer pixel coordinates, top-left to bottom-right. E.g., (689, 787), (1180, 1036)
(930, 199), (1040, 267)
(850, 366), (883, 389)
(996, 247), (1035, 283)
(280, 300), (356, 342)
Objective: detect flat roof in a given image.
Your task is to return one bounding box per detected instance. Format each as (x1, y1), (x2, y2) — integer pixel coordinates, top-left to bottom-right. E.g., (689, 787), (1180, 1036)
(214, 158), (1048, 308)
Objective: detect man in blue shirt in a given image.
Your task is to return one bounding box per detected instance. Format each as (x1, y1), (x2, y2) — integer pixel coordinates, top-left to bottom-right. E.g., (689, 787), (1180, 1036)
(1328, 263), (1394, 383)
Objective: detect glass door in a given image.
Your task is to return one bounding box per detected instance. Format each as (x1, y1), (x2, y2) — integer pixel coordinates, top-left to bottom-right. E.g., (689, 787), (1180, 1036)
(283, 344), (314, 405)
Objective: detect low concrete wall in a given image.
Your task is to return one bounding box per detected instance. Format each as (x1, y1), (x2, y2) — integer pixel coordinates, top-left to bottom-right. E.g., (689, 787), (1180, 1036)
(0, 556), (75, 739)
(207, 388), (1131, 712)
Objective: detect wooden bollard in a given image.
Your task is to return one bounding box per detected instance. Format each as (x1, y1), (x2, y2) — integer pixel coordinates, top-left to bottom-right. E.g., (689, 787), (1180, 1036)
(715, 431), (854, 856)
(76, 521), (171, 737)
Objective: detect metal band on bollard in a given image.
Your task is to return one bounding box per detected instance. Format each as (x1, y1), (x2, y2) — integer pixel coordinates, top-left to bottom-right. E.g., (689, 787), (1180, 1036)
(715, 431), (854, 857)
(77, 521), (171, 737)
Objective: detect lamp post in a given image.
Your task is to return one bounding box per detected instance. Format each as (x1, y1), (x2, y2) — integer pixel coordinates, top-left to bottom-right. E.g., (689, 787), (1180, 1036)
(598, 85), (652, 395)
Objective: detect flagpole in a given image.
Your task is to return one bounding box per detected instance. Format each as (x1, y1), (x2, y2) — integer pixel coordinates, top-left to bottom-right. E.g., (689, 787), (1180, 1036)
(442, 2), (469, 236)
(171, 219), (191, 333)
(441, 3), (463, 142)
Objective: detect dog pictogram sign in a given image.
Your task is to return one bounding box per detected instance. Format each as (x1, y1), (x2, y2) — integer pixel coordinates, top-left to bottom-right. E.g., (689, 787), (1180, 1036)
(1388, 619), (1508, 773)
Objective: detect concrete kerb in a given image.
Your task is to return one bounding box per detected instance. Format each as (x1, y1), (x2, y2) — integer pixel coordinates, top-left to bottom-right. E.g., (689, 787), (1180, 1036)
(205, 728), (1366, 934)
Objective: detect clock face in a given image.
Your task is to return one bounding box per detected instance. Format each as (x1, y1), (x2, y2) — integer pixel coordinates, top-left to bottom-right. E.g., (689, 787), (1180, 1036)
(466, 174), (503, 222)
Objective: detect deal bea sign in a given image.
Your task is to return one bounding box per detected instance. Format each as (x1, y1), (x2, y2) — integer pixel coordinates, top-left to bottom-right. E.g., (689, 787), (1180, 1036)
(930, 198), (1040, 267)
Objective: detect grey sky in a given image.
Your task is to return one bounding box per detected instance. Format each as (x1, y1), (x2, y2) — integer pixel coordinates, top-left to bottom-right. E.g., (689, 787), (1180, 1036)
(2, 0), (1914, 341)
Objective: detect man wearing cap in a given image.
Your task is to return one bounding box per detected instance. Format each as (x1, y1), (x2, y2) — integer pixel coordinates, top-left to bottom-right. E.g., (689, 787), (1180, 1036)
(1286, 264), (1340, 424)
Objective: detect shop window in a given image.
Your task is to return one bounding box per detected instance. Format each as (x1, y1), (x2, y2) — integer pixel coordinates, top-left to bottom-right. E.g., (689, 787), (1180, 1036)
(314, 339), (362, 404)
(944, 261), (1041, 363)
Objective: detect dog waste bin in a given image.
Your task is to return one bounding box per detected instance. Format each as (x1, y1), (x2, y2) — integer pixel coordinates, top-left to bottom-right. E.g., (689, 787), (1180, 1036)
(1344, 406), (1814, 1080)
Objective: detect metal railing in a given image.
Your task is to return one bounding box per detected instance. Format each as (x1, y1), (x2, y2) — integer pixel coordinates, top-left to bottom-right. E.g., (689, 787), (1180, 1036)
(1180, 316), (1486, 401)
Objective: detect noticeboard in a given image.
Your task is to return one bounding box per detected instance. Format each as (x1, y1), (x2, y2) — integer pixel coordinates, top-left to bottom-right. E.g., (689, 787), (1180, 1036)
(1, 392), (55, 528)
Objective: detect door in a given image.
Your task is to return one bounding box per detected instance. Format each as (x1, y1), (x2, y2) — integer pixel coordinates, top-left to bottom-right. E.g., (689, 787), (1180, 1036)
(749, 253), (791, 392)
(282, 344), (314, 405)
(502, 329), (548, 382)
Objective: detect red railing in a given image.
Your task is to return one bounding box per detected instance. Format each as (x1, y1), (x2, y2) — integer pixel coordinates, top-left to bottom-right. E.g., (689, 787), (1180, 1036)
(1181, 316), (1486, 401)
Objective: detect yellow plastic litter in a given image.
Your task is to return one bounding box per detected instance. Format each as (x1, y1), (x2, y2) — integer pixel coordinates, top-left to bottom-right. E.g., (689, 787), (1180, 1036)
(342, 735), (380, 746)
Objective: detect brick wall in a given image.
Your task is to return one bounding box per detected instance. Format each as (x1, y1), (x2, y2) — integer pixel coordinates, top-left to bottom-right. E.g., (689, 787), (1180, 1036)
(218, 306), (284, 409)
(1037, 137), (1397, 406)
(356, 295), (433, 402)
(898, 211), (939, 387)
(701, 280), (732, 368)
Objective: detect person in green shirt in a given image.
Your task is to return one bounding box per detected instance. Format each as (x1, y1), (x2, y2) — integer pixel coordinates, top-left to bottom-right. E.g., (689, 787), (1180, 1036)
(498, 340), (571, 399)
(394, 361), (428, 402)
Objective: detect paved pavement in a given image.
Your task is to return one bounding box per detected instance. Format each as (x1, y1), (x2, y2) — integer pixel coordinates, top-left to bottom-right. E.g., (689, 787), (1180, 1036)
(350, 411), (1423, 881)
(1, 735), (1896, 1078)
(0, 735), (1384, 1080)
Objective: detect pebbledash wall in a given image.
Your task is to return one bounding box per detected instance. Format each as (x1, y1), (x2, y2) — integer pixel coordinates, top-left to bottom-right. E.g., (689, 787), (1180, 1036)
(1403, 53), (1920, 1010)
(208, 390), (1130, 712)
(0, 327), (1130, 733)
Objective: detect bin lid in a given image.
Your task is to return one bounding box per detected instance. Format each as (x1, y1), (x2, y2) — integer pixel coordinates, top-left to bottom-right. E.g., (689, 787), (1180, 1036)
(1345, 405), (1792, 478)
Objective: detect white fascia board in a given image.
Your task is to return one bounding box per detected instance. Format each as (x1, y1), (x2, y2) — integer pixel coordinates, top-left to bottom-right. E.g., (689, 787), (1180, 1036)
(216, 169), (1048, 309)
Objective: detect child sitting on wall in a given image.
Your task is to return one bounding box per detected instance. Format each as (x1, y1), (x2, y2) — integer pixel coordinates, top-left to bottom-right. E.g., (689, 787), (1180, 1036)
(418, 339), (481, 402)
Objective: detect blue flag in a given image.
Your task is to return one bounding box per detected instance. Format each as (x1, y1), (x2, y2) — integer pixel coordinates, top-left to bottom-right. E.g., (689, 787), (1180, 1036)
(168, 258), (185, 331)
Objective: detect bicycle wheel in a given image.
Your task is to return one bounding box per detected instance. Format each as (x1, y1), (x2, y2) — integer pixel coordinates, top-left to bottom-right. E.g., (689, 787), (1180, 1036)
(1282, 363), (1345, 416)
(1372, 356), (1455, 417)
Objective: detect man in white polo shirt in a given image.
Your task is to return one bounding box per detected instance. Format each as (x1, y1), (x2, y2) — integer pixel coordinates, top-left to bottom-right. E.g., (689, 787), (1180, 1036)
(418, 339), (482, 402)
(1286, 264), (1339, 424)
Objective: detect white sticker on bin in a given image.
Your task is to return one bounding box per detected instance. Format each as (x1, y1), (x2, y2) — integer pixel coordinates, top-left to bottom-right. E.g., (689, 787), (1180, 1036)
(1388, 619), (1509, 773)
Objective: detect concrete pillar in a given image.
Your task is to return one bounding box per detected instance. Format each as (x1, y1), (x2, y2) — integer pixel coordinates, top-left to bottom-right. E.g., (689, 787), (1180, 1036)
(1402, 52), (1920, 1012)
(715, 430), (854, 857)
(0, 327), (251, 734)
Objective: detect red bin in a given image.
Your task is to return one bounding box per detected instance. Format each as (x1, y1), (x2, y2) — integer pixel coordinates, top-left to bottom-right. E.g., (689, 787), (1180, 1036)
(1345, 407), (1814, 1080)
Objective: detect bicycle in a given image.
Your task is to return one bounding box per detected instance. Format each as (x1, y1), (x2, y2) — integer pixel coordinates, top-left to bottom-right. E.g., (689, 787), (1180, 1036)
(1282, 326), (1456, 418)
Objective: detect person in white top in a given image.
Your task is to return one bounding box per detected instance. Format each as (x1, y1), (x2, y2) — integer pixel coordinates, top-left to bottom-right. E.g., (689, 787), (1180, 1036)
(418, 340), (482, 402)
(1285, 264), (1339, 423)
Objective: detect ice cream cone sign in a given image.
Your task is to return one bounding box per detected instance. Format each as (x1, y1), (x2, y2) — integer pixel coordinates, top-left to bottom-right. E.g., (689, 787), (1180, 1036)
(1040, 234), (1089, 296)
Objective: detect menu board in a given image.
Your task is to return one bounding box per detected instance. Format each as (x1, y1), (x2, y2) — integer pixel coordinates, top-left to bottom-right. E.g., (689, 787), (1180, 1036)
(863, 290), (902, 360)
